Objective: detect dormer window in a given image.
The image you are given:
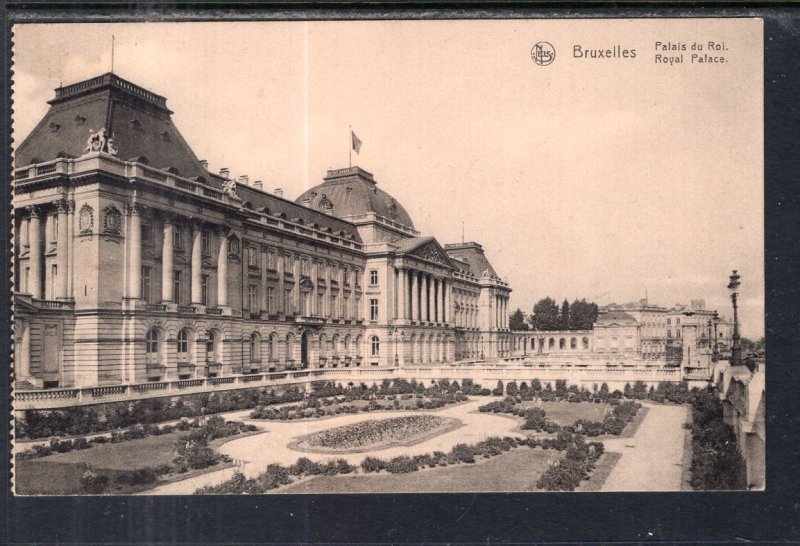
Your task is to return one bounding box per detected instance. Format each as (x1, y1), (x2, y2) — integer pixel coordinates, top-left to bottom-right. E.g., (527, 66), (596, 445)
(319, 195), (333, 211)
(159, 131), (171, 142)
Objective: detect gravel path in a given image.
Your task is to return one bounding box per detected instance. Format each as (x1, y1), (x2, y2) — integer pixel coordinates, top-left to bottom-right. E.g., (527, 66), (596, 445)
(600, 402), (689, 491)
(147, 397), (523, 495)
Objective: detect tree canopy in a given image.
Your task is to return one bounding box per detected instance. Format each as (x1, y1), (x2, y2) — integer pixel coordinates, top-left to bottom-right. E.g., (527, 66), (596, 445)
(527, 297), (599, 331)
(509, 308), (529, 331)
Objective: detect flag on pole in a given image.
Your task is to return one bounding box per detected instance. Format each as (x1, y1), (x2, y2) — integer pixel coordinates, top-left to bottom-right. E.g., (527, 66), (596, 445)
(351, 130), (362, 154)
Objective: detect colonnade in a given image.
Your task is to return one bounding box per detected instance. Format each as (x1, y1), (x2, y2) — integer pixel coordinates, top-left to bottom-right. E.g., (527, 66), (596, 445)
(495, 294), (509, 329)
(396, 267), (450, 324)
(23, 200), (74, 300)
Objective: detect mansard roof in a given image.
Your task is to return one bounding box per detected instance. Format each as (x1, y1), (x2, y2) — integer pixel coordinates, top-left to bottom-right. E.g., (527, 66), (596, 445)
(15, 73), (213, 182)
(235, 182), (362, 242)
(444, 241), (498, 278)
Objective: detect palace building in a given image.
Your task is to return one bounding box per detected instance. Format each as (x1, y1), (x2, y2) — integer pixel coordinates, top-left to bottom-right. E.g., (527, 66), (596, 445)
(13, 73), (513, 391)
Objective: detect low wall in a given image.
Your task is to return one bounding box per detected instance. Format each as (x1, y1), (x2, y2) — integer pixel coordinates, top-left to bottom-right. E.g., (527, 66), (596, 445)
(14, 361), (699, 415)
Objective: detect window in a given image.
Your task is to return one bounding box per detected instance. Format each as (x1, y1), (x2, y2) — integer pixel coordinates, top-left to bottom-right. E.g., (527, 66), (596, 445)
(354, 270), (361, 287)
(173, 224), (183, 250)
(146, 328), (160, 354)
(284, 289), (292, 314)
(177, 329), (190, 353)
(667, 330), (672, 339)
(142, 266), (152, 302)
(173, 270), (182, 303)
(676, 318), (681, 325)
(51, 214), (58, 243)
(316, 293), (323, 316)
(141, 221), (152, 243)
(206, 330), (216, 357)
(247, 246), (258, 268)
(250, 333), (261, 361)
(284, 254), (293, 271)
(50, 264), (57, 297)
(301, 258), (309, 276)
(267, 287), (275, 314)
(343, 295), (350, 319)
(300, 291), (309, 316)
(667, 318), (671, 325)
(249, 284), (259, 311)
(354, 297), (361, 320)
(369, 269), (378, 286)
(267, 251), (276, 269)
(371, 336), (380, 357)
(201, 274), (209, 306)
(369, 299), (379, 321)
(201, 230), (209, 254)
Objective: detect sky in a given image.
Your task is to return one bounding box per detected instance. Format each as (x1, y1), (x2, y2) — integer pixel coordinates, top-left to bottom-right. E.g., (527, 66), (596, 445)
(12, 19), (765, 337)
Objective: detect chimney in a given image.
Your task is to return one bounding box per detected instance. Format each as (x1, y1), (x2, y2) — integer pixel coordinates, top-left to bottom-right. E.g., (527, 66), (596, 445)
(219, 167), (230, 178)
(199, 159), (208, 170)
(254, 180), (263, 190)
(274, 187), (283, 198)
(239, 175), (249, 186)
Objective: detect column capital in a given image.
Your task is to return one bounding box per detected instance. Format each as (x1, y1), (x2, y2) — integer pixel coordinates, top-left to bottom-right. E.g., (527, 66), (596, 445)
(217, 224), (231, 237)
(26, 205), (41, 218)
(54, 199), (70, 214)
(125, 201), (146, 215)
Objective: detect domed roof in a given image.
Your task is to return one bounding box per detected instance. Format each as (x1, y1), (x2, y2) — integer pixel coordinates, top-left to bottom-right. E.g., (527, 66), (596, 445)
(596, 311), (638, 326)
(296, 167), (415, 229)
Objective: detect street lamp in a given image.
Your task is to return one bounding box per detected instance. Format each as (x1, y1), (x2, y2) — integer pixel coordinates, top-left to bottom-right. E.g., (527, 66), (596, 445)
(727, 270), (742, 366)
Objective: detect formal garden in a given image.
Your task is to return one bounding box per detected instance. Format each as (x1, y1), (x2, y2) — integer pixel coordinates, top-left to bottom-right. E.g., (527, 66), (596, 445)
(14, 375), (746, 494)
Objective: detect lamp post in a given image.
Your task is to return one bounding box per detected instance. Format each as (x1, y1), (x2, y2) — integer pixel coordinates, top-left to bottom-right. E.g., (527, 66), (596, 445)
(727, 270), (742, 366)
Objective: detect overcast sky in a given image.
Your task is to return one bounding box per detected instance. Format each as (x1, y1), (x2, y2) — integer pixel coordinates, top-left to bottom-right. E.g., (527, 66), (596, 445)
(13, 19), (764, 337)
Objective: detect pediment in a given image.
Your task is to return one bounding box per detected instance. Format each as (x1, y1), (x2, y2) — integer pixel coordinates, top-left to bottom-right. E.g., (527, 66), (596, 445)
(409, 240), (454, 268)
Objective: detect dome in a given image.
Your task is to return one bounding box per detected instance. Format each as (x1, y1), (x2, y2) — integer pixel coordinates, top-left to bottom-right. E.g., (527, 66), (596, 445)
(596, 311), (638, 326)
(296, 166), (415, 229)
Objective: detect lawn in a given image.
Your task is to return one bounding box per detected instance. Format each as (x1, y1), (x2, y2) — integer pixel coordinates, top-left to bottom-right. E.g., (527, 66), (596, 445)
(19, 430), (185, 470)
(518, 401), (610, 426)
(278, 447), (561, 493)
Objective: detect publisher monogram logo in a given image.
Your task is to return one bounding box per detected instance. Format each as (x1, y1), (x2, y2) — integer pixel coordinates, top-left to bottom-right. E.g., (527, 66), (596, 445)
(531, 42), (556, 66)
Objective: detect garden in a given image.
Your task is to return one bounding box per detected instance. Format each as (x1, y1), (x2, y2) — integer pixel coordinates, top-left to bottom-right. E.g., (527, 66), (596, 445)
(15, 416), (259, 495)
(290, 415), (462, 453)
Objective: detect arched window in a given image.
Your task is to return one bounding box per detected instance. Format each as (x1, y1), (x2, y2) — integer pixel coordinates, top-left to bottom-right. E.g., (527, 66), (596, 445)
(250, 333), (261, 361)
(286, 333), (294, 360)
(570, 337), (577, 350)
(371, 336), (380, 357)
(355, 335), (363, 356)
(146, 327), (160, 354)
(548, 338), (555, 349)
(332, 334), (340, 356)
(559, 338), (566, 349)
(177, 328), (190, 353)
(582, 337), (590, 350)
(267, 333), (276, 360)
(343, 334), (351, 355)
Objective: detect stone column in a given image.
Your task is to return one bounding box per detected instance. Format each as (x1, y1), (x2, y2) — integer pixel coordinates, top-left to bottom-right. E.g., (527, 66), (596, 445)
(19, 321), (31, 378)
(161, 217), (174, 302)
(67, 201), (75, 298)
(293, 256), (301, 313)
(324, 261), (331, 317)
(127, 203), (142, 299)
(27, 206), (42, 299)
(411, 271), (419, 321)
(277, 254), (286, 314)
(311, 261), (320, 315)
(443, 280), (450, 324)
(433, 278), (439, 323)
(190, 223), (203, 305)
(217, 228), (229, 307)
(423, 274), (430, 322)
(56, 200), (70, 299)
(398, 267), (407, 321)
(261, 248), (269, 312)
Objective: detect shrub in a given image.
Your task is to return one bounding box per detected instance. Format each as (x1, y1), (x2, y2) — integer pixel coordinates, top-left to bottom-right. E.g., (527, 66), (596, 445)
(449, 443), (476, 464)
(116, 467), (158, 486)
(80, 470), (109, 494)
(361, 456), (385, 473)
(492, 381), (504, 396)
(386, 455), (419, 474)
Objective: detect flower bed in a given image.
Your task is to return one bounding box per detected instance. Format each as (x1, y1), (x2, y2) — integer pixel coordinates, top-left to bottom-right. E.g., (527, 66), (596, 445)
(290, 415), (461, 453)
(196, 431), (602, 494)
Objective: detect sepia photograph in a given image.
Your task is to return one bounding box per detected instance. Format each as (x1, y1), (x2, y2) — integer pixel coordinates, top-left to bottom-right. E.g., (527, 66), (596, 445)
(10, 17), (764, 496)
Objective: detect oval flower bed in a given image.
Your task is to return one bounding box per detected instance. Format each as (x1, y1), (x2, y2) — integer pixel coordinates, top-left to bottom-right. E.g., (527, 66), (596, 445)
(289, 415), (463, 454)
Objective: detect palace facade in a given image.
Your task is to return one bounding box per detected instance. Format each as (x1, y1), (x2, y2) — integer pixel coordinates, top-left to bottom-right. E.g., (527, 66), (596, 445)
(13, 73), (512, 391)
(13, 73), (730, 405)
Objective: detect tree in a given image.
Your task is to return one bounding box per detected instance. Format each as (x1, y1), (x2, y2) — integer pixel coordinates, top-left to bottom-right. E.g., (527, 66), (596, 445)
(560, 299), (570, 330)
(569, 299), (599, 330)
(509, 308), (529, 331)
(529, 297), (561, 331)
